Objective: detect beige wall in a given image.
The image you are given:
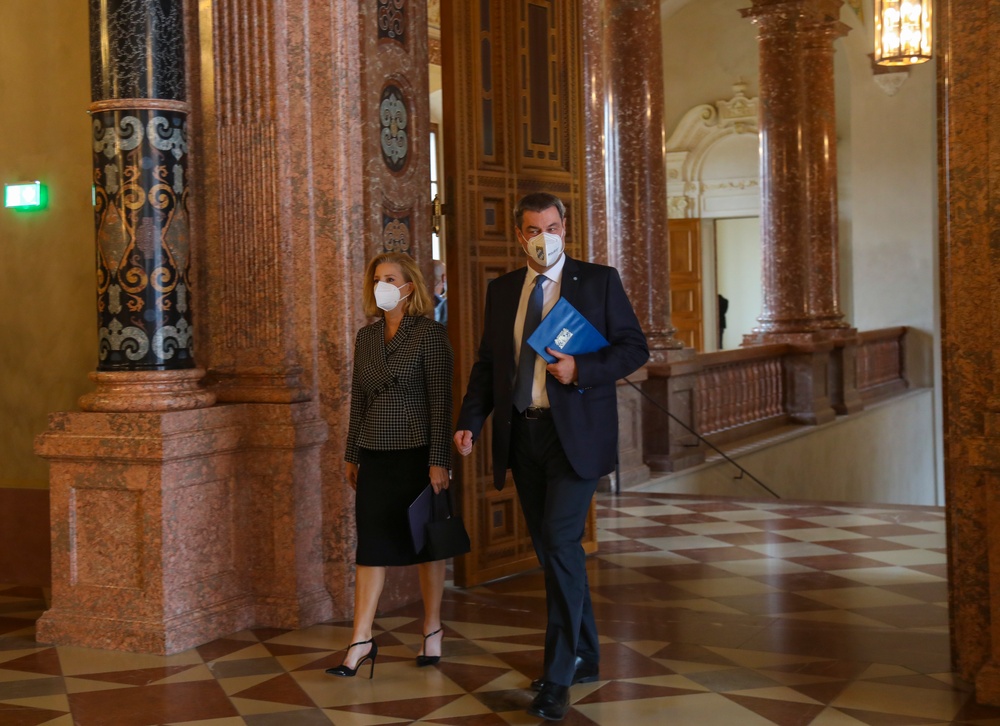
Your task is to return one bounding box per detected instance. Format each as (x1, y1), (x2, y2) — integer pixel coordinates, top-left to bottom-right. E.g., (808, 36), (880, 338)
(0, 2), (95, 490)
(661, 0), (759, 141)
(640, 390), (937, 505)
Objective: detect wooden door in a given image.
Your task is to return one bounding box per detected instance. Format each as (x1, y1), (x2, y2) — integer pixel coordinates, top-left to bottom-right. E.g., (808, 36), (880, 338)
(668, 219), (703, 351)
(442, 0), (593, 586)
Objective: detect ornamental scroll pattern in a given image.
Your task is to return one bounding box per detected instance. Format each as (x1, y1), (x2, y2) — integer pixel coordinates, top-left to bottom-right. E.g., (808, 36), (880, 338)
(382, 207), (412, 252)
(377, 0), (406, 44)
(379, 83), (409, 173)
(93, 109), (194, 370)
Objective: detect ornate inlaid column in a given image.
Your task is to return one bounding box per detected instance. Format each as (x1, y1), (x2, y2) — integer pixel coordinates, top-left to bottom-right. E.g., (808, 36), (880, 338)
(599, 0), (682, 360)
(81, 0), (213, 412)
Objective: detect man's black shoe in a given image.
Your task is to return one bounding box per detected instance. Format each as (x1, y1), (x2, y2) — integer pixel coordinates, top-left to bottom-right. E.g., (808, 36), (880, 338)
(530, 660), (599, 691)
(527, 683), (570, 721)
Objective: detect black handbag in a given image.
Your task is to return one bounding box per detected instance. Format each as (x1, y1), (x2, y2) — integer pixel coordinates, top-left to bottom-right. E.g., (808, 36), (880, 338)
(425, 489), (471, 560)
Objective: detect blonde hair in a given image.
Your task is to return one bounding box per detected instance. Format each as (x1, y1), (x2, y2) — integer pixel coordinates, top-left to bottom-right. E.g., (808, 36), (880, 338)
(362, 252), (434, 318)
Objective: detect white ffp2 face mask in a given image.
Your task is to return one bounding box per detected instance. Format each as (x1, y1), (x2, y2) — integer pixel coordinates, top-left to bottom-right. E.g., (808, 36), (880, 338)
(374, 280), (410, 312)
(524, 231), (564, 267)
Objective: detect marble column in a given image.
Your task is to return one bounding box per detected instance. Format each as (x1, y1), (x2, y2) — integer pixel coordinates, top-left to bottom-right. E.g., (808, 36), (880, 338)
(741, 0), (852, 340)
(583, 0), (695, 478)
(591, 0), (682, 361)
(937, 0), (1000, 706)
(740, 0), (858, 422)
(81, 0), (213, 412)
(34, 0), (334, 654)
(801, 10), (850, 331)
(196, 0), (315, 404)
(742, 0), (811, 339)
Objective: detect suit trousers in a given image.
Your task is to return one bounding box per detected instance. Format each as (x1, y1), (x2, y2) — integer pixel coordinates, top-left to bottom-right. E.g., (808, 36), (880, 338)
(510, 413), (600, 687)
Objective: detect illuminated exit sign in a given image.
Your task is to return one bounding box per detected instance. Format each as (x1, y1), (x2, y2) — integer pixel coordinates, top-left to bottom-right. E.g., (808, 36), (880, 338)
(4, 181), (46, 210)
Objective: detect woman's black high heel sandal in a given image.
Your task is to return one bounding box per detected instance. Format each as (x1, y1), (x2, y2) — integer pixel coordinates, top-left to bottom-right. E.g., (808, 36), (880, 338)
(416, 627), (443, 667)
(326, 638), (378, 678)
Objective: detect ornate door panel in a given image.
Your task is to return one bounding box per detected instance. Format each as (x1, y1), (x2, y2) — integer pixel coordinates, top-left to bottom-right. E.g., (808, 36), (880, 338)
(668, 219), (703, 351)
(443, 0), (593, 586)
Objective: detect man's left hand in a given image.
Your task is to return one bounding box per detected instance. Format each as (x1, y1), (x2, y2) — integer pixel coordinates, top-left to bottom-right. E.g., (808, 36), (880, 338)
(545, 349), (578, 385)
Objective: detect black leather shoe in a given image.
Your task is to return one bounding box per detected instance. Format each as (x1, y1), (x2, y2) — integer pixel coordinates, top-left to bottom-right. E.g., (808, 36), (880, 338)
(527, 683), (570, 721)
(530, 659), (599, 691)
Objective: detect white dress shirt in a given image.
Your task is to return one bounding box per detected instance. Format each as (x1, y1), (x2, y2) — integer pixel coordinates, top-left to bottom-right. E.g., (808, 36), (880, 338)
(513, 254), (566, 409)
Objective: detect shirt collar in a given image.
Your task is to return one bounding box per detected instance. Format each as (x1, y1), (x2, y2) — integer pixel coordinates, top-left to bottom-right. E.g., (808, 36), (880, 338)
(525, 253), (567, 285)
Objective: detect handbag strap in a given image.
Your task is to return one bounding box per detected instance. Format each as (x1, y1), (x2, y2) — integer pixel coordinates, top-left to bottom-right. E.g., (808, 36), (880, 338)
(433, 489), (456, 519)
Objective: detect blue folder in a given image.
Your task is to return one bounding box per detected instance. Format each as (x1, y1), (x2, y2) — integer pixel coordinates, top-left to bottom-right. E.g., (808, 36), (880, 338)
(526, 297), (609, 364)
(408, 484), (434, 553)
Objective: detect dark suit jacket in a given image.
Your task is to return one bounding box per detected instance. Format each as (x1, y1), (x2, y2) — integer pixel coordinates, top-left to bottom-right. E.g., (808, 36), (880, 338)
(456, 256), (649, 488)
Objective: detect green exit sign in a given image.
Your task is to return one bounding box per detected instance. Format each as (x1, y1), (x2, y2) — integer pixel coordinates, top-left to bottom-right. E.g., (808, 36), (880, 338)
(5, 181), (47, 210)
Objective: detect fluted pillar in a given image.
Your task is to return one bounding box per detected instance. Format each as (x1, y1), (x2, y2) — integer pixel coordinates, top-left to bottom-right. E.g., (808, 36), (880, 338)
(593, 0), (681, 361)
(82, 0), (213, 412)
(200, 0), (312, 403)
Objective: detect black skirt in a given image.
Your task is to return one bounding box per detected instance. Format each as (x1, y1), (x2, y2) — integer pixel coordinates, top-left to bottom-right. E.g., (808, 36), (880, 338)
(355, 446), (435, 566)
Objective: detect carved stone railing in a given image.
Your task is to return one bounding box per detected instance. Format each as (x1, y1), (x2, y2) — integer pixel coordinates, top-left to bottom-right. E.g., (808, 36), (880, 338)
(695, 345), (787, 437)
(856, 327), (908, 402)
(641, 328), (910, 473)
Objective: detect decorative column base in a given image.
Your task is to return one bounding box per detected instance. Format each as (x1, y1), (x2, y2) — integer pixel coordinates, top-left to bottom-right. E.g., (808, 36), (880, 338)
(34, 402), (331, 655)
(209, 366), (312, 404)
(79, 369), (216, 412)
(643, 349), (707, 473)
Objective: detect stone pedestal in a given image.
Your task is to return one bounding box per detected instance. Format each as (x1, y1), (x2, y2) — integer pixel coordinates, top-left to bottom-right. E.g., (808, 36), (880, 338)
(34, 403), (331, 654)
(782, 340), (837, 426)
(600, 370), (651, 492)
(642, 350), (707, 473)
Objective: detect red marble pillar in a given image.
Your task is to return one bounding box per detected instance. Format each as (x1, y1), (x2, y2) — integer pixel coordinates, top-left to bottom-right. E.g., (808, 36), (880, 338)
(596, 0), (681, 360)
(200, 0), (315, 404)
(802, 11), (850, 331)
(742, 0), (852, 340)
(742, 0), (812, 338)
(741, 0), (857, 422)
(937, 0), (1000, 705)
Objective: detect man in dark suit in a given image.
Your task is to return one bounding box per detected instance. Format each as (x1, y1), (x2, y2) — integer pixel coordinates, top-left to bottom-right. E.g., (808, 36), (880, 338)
(454, 193), (649, 721)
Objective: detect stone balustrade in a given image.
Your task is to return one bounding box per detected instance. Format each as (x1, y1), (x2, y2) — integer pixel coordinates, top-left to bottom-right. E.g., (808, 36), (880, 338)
(641, 327), (909, 471)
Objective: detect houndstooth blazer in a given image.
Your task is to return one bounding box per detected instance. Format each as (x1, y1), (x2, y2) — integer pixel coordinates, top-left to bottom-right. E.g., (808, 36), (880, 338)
(345, 314), (454, 469)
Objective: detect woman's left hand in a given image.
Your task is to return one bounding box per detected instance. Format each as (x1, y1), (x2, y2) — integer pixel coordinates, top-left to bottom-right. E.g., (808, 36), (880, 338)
(429, 465), (450, 494)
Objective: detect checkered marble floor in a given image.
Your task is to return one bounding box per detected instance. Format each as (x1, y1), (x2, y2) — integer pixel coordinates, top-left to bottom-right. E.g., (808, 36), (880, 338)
(3, 492), (1000, 725)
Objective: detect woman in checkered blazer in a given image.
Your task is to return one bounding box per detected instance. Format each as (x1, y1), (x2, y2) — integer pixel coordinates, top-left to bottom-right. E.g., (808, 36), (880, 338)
(327, 252), (454, 679)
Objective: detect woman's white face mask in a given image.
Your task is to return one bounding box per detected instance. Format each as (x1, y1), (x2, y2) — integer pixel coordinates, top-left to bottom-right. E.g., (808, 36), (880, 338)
(374, 280), (411, 312)
(522, 231), (564, 267)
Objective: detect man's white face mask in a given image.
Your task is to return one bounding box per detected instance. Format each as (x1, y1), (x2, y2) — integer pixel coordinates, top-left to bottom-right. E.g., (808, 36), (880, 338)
(524, 231), (564, 267)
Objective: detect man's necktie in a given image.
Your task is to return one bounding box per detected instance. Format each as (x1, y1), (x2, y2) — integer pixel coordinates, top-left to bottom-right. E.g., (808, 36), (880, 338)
(513, 275), (547, 413)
